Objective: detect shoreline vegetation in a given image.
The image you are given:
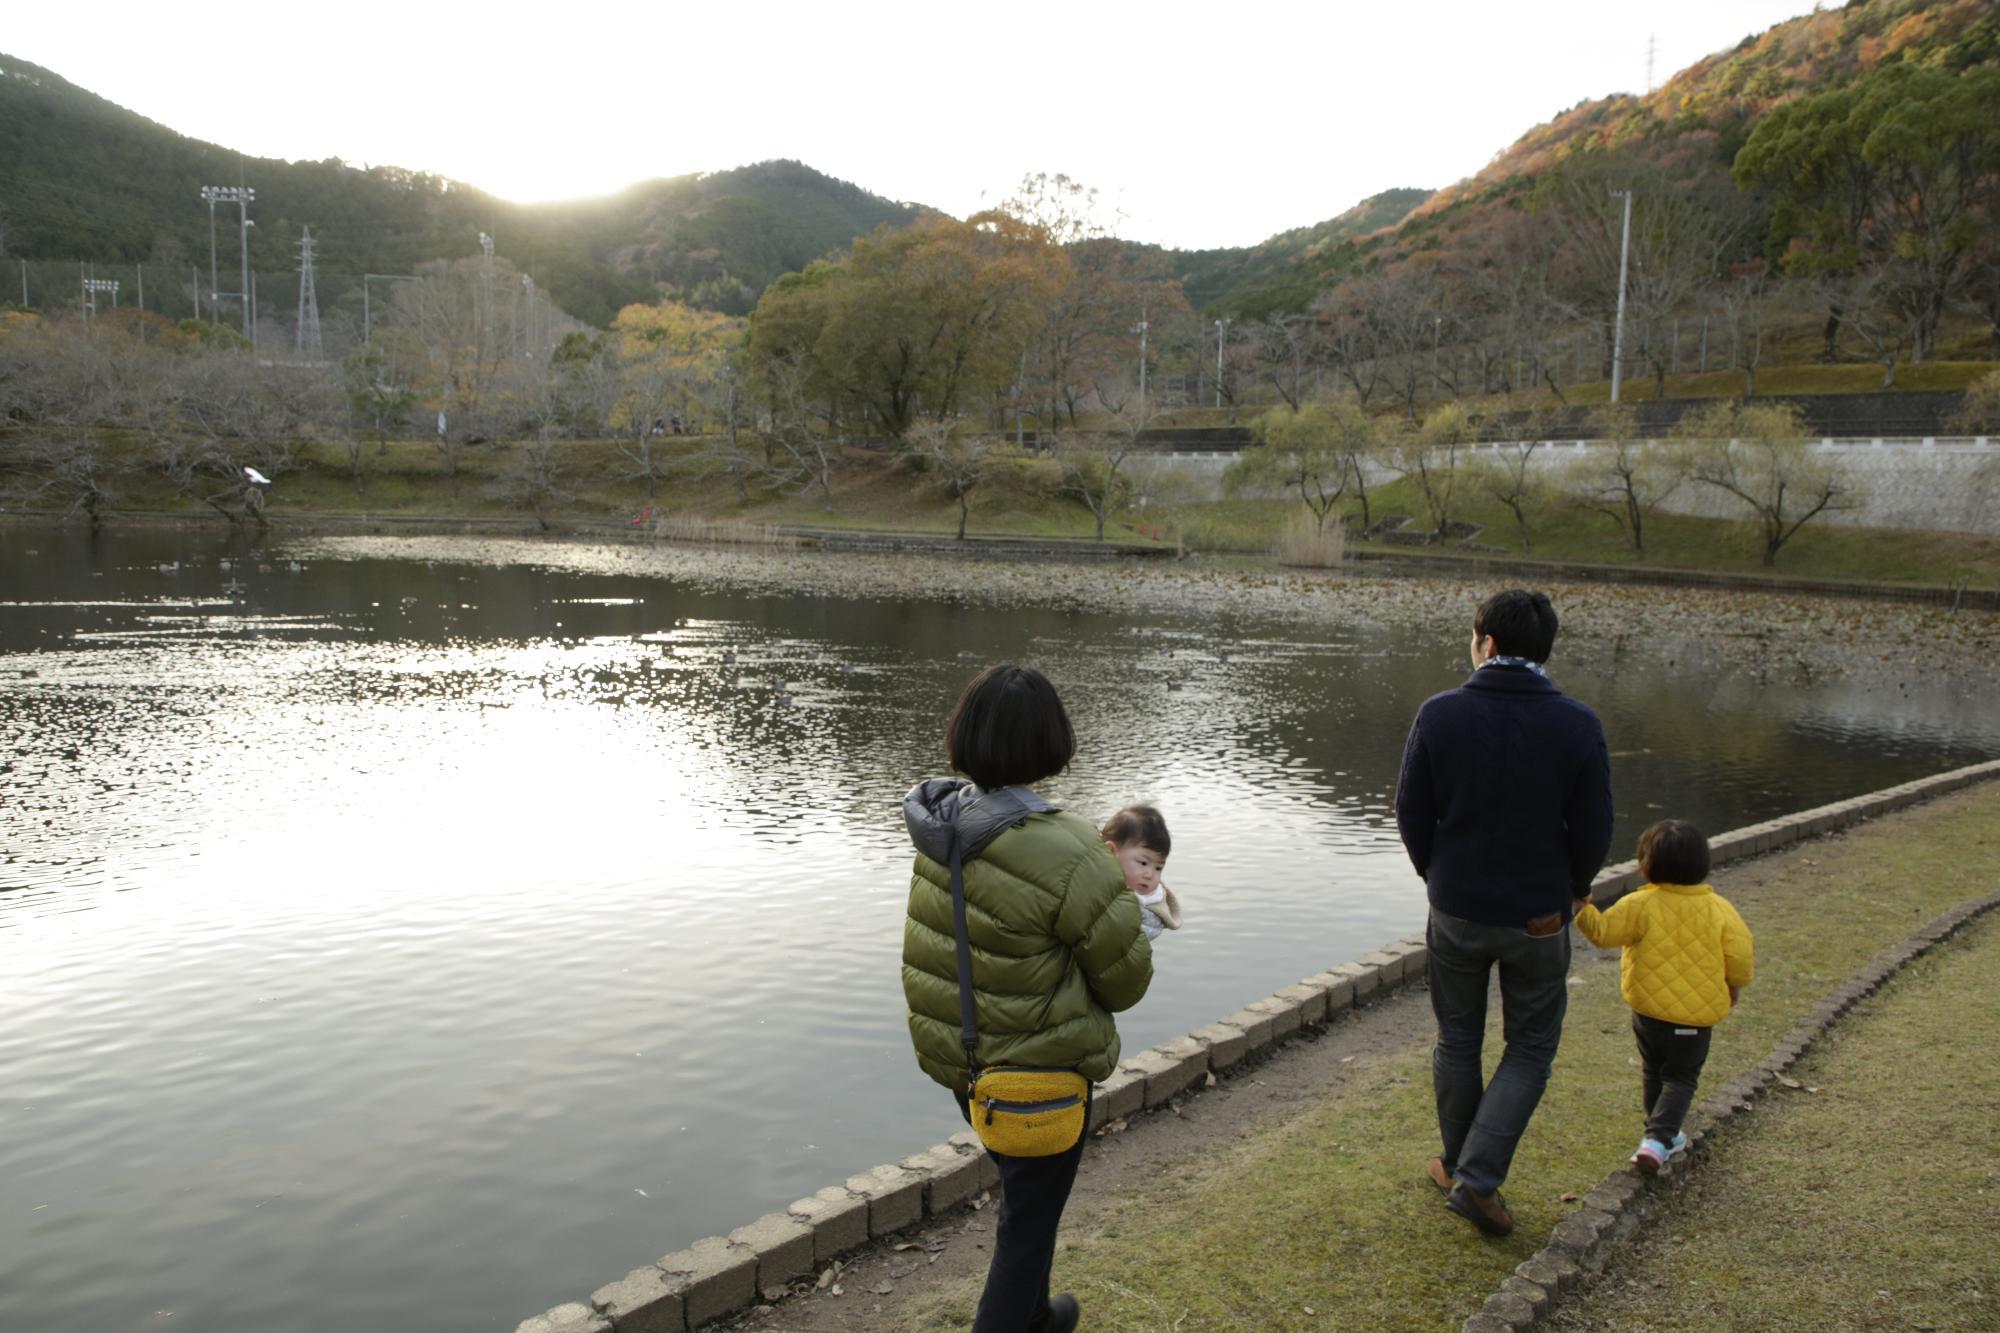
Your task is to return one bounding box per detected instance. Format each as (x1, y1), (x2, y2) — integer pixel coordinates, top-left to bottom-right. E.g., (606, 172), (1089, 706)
(5, 430), (1999, 593)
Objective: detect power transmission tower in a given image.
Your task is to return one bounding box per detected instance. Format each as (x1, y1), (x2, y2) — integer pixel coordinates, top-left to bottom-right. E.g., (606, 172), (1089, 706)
(295, 227), (323, 360)
(1646, 35), (1656, 94)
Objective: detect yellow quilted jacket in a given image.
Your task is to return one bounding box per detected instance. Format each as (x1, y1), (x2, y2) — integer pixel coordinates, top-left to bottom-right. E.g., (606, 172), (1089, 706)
(1574, 883), (1754, 1027)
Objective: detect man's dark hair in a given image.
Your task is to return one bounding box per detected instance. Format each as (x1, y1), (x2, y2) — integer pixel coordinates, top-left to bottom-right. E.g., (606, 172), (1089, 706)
(1474, 589), (1560, 663)
(1637, 820), (1711, 886)
(944, 663), (1076, 790)
(1100, 804), (1171, 857)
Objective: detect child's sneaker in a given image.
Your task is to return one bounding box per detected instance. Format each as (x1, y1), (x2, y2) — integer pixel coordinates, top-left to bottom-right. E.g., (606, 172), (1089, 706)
(1631, 1137), (1669, 1176)
(1663, 1131), (1690, 1165)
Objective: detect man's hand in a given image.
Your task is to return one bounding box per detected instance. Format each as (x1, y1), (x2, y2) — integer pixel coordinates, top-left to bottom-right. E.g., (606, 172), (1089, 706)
(1573, 894), (1594, 913)
(1728, 984), (1741, 1008)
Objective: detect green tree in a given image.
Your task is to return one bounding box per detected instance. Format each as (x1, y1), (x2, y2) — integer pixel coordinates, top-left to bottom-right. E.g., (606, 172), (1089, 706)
(745, 213), (1067, 437)
(1735, 62), (2000, 360)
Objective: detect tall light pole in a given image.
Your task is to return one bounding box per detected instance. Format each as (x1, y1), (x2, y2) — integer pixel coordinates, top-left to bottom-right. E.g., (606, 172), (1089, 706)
(199, 186), (254, 336)
(1214, 318), (1229, 409)
(1609, 189), (1633, 405)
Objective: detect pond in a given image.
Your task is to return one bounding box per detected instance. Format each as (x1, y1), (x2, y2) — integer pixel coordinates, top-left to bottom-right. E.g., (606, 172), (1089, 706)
(2, 525), (1996, 1332)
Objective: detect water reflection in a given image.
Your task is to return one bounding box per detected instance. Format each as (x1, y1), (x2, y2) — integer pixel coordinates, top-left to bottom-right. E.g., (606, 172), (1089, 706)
(1, 525), (1996, 1332)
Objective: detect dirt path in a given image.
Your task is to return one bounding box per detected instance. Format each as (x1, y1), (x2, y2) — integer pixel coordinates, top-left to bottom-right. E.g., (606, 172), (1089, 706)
(719, 784), (2000, 1332)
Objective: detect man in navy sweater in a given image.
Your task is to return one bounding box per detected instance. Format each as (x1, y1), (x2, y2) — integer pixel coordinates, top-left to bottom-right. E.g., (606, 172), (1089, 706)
(1395, 589), (1614, 1236)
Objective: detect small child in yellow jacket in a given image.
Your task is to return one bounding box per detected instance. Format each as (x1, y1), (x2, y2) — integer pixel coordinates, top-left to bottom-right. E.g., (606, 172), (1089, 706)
(1575, 820), (1753, 1176)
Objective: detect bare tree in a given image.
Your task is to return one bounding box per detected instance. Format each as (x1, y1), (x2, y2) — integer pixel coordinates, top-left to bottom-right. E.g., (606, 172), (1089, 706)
(1679, 401), (1860, 567)
(901, 421), (1015, 539)
(1566, 406), (1688, 557)
(1384, 401), (1474, 537)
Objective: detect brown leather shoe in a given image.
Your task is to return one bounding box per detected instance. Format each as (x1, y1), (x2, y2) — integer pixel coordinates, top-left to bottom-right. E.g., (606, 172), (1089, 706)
(1445, 1182), (1516, 1236)
(1425, 1155), (1454, 1193)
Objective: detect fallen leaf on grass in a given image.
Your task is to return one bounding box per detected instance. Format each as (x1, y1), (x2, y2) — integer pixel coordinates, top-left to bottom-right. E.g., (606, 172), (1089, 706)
(889, 1264), (917, 1279)
(1779, 1077), (1803, 1090)
(1303, 1307), (1316, 1316)
(893, 1242), (919, 1252)
(1560, 1192), (1580, 1203)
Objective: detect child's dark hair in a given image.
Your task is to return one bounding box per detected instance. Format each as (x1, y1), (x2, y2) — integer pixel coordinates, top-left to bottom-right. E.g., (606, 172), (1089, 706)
(1637, 820), (1711, 886)
(1474, 588), (1559, 663)
(944, 663), (1076, 791)
(1100, 804), (1171, 858)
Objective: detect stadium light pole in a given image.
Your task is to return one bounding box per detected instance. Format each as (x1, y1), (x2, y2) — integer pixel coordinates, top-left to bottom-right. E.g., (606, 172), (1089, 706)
(199, 186), (255, 335)
(1608, 189), (1633, 405)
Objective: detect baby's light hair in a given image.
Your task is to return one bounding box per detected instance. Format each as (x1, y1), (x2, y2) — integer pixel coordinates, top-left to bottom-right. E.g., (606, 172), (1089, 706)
(1100, 804), (1170, 858)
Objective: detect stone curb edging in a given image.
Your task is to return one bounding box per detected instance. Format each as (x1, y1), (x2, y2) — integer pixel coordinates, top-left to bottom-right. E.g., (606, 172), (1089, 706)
(1458, 770), (2000, 1332)
(518, 758), (2000, 1333)
(515, 951), (1434, 1330)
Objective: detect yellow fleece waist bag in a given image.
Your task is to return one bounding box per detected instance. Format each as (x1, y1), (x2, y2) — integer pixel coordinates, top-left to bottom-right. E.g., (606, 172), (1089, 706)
(967, 1066), (1090, 1157)
(947, 815), (1089, 1158)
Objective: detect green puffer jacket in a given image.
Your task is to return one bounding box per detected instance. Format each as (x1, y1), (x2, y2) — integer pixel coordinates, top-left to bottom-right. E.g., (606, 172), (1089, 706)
(902, 779), (1153, 1090)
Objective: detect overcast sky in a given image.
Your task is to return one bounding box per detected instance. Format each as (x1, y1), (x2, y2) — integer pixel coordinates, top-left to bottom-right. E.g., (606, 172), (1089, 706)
(9, 0), (1816, 250)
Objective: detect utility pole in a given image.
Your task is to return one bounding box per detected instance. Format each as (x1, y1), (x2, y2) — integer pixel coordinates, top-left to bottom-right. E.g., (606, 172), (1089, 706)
(1214, 318), (1229, 409)
(199, 185), (254, 335)
(1645, 34), (1656, 94)
(1134, 309), (1148, 421)
(1609, 189), (1634, 405)
(295, 227), (323, 360)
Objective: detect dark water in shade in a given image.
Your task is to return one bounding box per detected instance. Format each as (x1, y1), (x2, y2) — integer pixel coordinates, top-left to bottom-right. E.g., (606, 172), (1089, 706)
(2, 525), (1995, 1332)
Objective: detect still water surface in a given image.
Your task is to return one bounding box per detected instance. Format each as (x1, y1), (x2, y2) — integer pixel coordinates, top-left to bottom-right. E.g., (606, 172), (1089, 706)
(2, 526), (1995, 1331)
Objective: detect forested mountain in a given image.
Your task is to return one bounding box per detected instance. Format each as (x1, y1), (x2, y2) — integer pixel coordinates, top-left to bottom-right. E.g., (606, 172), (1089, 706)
(1208, 0), (2000, 319)
(0, 55), (922, 325)
(1165, 188), (1434, 314)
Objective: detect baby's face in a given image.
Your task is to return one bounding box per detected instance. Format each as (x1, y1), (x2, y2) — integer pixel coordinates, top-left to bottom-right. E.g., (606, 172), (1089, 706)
(1108, 841), (1165, 895)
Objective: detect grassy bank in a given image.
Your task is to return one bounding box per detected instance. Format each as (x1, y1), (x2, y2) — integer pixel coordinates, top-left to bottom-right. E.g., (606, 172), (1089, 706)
(8, 429), (1998, 588)
(1547, 911), (1999, 1332)
(890, 784), (2000, 1332)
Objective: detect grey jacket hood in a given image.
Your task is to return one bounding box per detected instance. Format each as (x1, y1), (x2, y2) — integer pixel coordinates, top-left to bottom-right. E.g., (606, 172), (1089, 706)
(904, 778), (1058, 864)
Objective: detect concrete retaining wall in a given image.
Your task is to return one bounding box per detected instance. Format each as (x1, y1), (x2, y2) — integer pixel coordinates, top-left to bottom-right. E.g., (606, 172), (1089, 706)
(517, 757), (2000, 1333)
(1129, 438), (2000, 535)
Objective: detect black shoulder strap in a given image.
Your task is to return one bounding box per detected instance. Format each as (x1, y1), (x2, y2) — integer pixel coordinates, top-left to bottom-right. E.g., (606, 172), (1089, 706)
(946, 820), (981, 1087)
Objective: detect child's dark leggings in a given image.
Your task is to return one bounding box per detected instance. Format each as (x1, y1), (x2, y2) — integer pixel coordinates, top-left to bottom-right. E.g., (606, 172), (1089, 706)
(1633, 1012), (1713, 1142)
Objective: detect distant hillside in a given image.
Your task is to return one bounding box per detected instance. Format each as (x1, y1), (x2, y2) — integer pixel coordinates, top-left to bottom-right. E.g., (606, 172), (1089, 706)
(1169, 187), (1433, 315)
(1292, 0), (2000, 310)
(0, 54), (922, 324)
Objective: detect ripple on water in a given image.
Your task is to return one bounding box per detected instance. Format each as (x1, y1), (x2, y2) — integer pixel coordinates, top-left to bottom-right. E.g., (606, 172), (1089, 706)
(1, 528), (1996, 1331)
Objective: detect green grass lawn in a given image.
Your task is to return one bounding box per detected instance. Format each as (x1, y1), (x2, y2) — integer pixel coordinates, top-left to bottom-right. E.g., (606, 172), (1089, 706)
(1547, 912), (2000, 1332)
(895, 785), (2000, 1332)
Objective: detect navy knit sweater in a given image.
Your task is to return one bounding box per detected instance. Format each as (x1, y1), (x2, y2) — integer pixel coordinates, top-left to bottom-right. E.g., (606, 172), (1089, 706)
(1394, 664), (1615, 928)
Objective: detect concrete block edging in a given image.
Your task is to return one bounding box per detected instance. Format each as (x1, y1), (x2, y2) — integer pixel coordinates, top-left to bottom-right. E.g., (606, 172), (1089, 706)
(521, 760), (2000, 1331)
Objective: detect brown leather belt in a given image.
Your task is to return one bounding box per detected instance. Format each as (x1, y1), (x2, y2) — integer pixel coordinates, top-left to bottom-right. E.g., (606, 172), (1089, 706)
(1524, 911), (1565, 938)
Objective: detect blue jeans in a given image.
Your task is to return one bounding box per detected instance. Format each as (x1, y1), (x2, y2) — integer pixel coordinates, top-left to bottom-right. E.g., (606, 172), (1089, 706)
(1427, 905), (1572, 1196)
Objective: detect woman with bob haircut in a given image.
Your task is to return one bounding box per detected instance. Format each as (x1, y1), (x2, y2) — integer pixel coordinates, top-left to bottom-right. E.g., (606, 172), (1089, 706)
(902, 663), (1153, 1333)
